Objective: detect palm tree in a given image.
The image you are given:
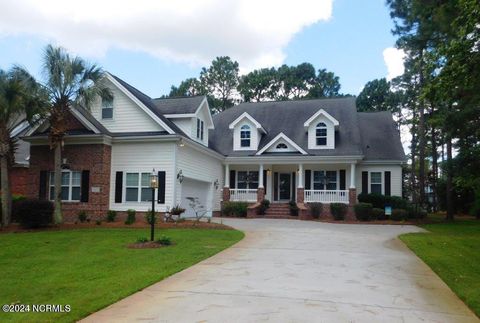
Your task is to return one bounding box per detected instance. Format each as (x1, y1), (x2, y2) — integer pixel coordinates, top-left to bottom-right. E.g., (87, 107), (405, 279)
(0, 67), (46, 226)
(42, 45), (111, 224)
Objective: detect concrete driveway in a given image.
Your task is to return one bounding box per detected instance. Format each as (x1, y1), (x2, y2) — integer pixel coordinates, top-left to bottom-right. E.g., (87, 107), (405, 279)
(82, 219), (479, 323)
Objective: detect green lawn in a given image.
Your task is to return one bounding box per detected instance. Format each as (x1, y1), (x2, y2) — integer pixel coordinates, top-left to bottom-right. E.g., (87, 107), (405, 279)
(400, 218), (480, 318)
(0, 228), (243, 322)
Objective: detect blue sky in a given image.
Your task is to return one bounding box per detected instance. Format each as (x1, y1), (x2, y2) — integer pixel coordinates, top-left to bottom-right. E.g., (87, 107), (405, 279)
(0, 0), (402, 98)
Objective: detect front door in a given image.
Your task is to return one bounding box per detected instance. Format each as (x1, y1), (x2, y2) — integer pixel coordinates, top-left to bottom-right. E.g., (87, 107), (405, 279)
(279, 173), (291, 200)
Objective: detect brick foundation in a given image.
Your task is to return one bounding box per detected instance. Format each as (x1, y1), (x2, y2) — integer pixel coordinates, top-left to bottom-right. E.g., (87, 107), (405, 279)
(26, 144), (111, 222)
(257, 187), (265, 203)
(349, 188), (357, 206)
(222, 187), (230, 202)
(296, 188), (304, 203)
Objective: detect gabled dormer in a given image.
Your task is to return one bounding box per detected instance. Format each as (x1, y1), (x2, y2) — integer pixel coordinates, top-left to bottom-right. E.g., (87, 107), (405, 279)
(256, 132), (307, 155)
(304, 108), (339, 149)
(229, 112), (266, 151)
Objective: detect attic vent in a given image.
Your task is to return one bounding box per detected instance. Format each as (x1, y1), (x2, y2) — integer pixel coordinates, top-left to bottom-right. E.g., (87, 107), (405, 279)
(276, 143), (288, 149)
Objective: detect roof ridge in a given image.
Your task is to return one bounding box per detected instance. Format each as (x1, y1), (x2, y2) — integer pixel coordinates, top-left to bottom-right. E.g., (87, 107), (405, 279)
(235, 96), (355, 106)
(152, 95), (205, 101)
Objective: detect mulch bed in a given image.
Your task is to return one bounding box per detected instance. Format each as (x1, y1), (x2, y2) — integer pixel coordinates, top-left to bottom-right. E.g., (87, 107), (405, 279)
(127, 241), (171, 249)
(0, 220), (234, 234)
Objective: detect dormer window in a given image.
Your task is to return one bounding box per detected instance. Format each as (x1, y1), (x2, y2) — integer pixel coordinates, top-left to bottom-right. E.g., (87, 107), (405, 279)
(276, 143), (288, 149)
(196, 118), (204, 140)
(240, 125), (251, 147)
(102, 97), (113, 119)
(316, 122), (327, 146)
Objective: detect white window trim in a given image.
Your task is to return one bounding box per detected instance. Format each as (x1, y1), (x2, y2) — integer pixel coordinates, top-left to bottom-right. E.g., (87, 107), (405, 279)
(369, 171), (383, 194)
(236, 170), (259, 190)
(315, 122), (328, 146)
(101, 97), (114, 120)
(125, 172), (152, 203)
(240, 125), (251, 148)
(49, 170), (81, 202)
(311, 170), (338, 191)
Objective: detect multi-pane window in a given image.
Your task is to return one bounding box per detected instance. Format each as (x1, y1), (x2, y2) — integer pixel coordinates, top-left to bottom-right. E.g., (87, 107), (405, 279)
(276, 143), (288, 149)
(49, 171), (81, 201)
(315, 122), (327, 146)
(196, 118), (204, 140)
(101, 97), (113, 119)
(240, 125), (251, 147)
(312, 170), (337, 190)
(370, 172), (382, 194)
(237, 171), (259, 189)
(126, 172), (152, 202)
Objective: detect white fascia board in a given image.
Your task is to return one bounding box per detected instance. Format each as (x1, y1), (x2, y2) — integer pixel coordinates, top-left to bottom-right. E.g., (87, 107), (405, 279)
(303, 108), (339, 129)
(24, 134), (112, 146)
(197, 97), (215, 129)
(164, 113), (196, 118)
(228, 112), (266, 133)
(225, 155), (363, 164)
(256, 132), (307, 155)
(105, 73), (175, 134)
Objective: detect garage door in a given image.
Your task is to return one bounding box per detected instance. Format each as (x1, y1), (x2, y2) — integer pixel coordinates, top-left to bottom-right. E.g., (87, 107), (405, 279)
(181, 178), (210, 218)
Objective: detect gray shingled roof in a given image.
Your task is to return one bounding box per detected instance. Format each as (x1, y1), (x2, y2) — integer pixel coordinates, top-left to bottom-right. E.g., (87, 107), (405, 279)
(152, 96), (205, 115)
(209, 97), (405, 161)
(358, 112), (406, 161)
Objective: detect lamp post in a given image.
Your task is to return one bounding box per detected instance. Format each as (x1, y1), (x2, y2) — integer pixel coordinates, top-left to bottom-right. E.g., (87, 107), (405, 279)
(150, 169), (158, 241)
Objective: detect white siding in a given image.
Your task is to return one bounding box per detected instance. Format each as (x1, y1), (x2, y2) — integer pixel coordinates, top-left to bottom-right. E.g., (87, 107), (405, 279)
(307, 115), (335, 149)
(170, 118), (193, 137)
(109, 142), (175, 211)
(356, 164), (402, 197)
(90, 79), (165, 133)
(176, 145), (223, 212)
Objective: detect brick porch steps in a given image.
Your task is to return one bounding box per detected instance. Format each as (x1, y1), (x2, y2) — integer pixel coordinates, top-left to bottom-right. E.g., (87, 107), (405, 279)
(265, 203), (292, 217)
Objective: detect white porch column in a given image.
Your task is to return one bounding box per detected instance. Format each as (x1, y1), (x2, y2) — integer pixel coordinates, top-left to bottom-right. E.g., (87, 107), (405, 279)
(225, 164), (230, 187)
(259, 164), (264, 188)
(298, 164), (304, 188)
(350, 163), (356, 189)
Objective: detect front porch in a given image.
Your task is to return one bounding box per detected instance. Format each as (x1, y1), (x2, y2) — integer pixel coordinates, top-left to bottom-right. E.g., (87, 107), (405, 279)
(222, 162), (358, 206)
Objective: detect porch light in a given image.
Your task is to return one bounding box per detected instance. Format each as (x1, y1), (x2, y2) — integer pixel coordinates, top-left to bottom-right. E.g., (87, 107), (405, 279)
(179, 138), (185, 147)
(213, 179), (219, 190)
(150, 168), (158, 189)
(149, 168), (158, 242)
(266, 169), (271, 176)
(177, 170), (184, 183)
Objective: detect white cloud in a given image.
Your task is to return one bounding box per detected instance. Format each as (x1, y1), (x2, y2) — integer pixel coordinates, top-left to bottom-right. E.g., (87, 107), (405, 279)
(383, 47), (406, 80)
(0, 0), (333, 71)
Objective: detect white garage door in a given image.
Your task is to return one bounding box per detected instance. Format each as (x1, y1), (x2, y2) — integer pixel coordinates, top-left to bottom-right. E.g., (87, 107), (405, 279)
(181, 178), (210, 218)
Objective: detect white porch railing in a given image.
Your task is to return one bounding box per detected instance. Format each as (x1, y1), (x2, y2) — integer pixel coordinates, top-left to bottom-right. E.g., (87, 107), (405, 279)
(305, 190), (349, 204)
(230, 189), (257, 202)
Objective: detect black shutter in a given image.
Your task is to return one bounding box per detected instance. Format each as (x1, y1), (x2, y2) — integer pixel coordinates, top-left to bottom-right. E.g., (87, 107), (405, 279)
(80, 170), (90, 202)
(39, 171), (48, 200)
(362, 171), (368, 194)
(157, 171), (166, 204)
(305, 170), (311, 190)
(115, 171), (123, 203)
(291, 172), (296, 201)
(229, 170), (236, 189)
(274, 172), (279, 201)
(339, 170), (346, 190)
(263, 170), (268, 195)
(385, 171), (391, 196)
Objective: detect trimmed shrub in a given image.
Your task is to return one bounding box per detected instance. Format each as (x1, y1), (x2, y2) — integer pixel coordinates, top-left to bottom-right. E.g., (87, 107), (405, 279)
(372, 208), (386, 220)
(78, 211), (88, 223)
(391, 209), (408, 221)
(330, 203), (347, 221)
(145, 209), (157, 225)
(289, 200), (299, 216)
(10, 194), (27, 222)
(125, 209), (136, 225)
(258, 199), (270, 215)
(137, 237), (148, 243)
(309, 203), (323, 219)
(95, 220), (102, 225)
(407, 205), (427, 219)
(106, 210), (117, 222)
(222, 201), (248, 217)
(358, 193), (409, 210)
(354, 203), (373, 221)
(16, 199), (54, 228)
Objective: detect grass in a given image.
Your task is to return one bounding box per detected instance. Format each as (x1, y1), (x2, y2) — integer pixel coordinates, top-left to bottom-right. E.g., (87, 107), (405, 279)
(0, 228), (243, 322)
(400, 217), (480, 317)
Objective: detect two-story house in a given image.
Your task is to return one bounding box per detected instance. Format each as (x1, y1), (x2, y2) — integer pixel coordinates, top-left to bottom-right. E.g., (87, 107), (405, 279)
(22, 73), (405, 221)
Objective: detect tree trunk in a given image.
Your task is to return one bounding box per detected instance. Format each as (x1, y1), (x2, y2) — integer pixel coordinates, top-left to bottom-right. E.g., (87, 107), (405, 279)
(418, 50), (426, 207)
(430, 111), (438, 213)
(0, 154), (11, 227)
(446, 135), (454, 221)
(53, 142), (63, 224)
(410, 126), (418, 204)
